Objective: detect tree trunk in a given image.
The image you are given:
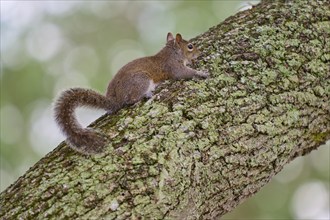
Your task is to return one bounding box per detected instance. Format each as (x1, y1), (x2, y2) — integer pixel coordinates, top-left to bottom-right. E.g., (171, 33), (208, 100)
(1, 1), (329, 219)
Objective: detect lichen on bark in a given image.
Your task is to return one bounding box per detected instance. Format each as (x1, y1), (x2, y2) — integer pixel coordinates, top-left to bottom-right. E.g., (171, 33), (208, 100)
(1, 1), (329, 219)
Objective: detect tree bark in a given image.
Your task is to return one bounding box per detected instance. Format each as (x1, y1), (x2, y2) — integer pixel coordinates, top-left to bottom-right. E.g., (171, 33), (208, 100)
(1, 1), (329, 219)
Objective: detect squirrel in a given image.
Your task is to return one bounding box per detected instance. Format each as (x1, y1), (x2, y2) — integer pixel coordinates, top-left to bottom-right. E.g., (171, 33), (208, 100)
(54, 32), (208, 155)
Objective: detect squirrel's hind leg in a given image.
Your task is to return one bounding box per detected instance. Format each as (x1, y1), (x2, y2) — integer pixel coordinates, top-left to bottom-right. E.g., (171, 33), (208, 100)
(117, 73), (157, 105)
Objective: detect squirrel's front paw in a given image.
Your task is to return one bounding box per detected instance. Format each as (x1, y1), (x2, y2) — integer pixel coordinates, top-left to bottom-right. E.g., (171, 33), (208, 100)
(197, 71), (209, 78)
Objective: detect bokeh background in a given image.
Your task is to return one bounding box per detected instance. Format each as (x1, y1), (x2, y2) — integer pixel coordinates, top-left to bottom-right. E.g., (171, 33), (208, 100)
(1, 1), (329, 219)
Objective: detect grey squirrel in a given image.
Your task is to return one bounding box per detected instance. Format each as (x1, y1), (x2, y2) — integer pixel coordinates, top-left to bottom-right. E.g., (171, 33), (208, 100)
(54, 32), (208, 155)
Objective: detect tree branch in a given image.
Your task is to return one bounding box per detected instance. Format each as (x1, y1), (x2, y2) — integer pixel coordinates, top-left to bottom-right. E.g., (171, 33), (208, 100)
(1, 1), (329, 219)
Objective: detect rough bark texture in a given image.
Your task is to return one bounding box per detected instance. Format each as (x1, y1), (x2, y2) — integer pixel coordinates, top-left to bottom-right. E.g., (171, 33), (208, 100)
(1, 1), (329, 219)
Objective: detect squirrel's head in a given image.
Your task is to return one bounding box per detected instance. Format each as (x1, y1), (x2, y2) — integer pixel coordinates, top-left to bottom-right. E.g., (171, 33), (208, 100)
(166, 32), (201, 65)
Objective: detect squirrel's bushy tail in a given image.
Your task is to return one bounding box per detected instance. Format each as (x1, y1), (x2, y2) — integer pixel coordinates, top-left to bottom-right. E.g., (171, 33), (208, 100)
(54, 88), (113, 155)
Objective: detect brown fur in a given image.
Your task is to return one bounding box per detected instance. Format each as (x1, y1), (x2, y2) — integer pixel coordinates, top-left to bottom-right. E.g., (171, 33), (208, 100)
(54, 32), (208, 155)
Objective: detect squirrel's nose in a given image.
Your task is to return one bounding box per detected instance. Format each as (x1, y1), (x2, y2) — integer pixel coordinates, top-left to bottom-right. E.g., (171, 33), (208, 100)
(194, 51), (202, 60)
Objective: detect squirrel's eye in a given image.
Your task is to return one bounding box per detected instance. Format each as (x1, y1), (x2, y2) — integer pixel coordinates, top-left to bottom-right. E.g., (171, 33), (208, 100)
(187, 44), (193, 50)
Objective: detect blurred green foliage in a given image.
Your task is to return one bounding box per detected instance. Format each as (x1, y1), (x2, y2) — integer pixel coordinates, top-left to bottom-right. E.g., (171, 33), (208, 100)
(1, 1), (328, 219)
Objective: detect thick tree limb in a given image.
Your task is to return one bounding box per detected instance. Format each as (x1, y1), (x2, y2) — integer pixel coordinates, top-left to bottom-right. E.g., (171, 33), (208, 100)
(1, 1), (329, 219)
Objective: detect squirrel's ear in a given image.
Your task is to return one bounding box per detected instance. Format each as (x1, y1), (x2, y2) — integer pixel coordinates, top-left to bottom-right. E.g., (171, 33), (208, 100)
(175, 33), (182, 43)
(167, 32), (174, 42)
